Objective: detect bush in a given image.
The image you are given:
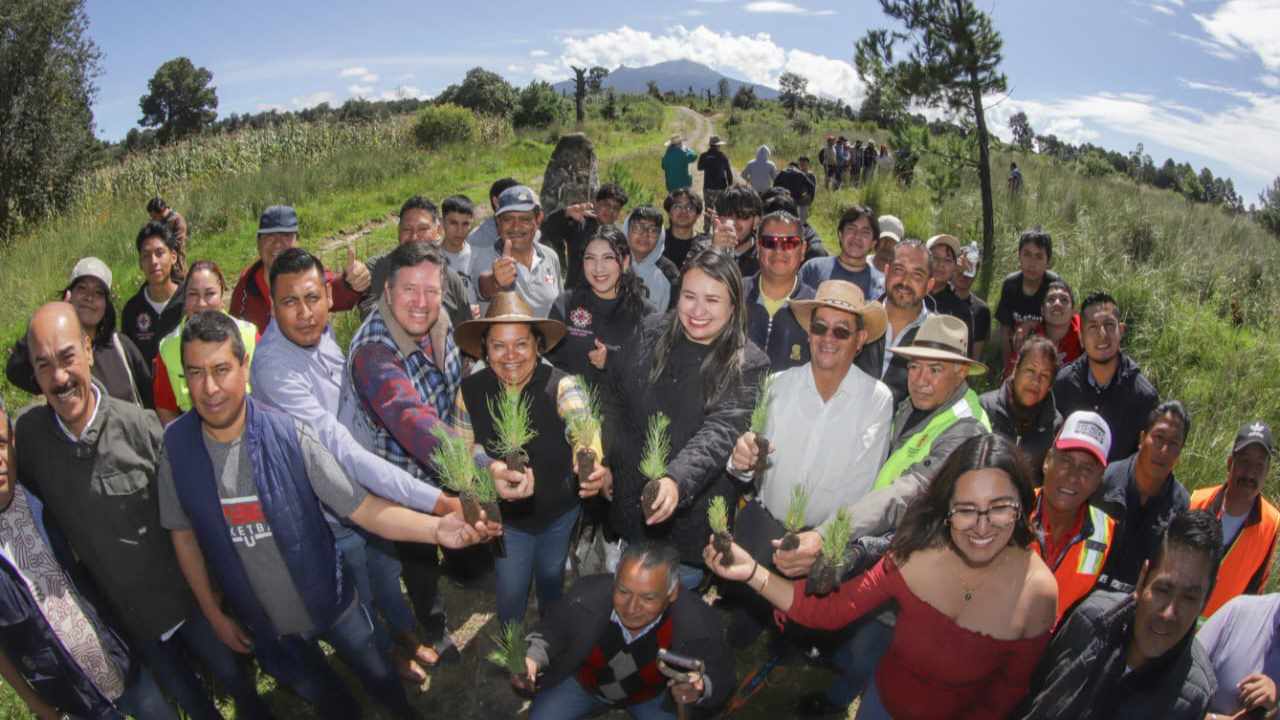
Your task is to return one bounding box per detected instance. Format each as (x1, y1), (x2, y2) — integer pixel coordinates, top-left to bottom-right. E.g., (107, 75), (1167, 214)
(513, 82), (570, 129)
(413, 104), (477, 150)
(620, 97), (663, 134)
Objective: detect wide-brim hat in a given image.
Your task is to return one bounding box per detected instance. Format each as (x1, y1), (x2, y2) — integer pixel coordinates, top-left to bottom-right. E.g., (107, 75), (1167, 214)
(454, 291), (566, 359)
(888, 314), (987, 375)
(709, 135), (726, 147)
(790, 280), (887, 344)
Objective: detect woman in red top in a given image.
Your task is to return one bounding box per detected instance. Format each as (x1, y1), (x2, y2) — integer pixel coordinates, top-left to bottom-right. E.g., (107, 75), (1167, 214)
(704, 434), (1059, 719)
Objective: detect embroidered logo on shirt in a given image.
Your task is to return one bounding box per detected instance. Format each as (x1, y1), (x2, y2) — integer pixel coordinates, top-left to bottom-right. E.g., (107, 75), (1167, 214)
(790, 344), (802, 361)
(137, 314), (152, 332)
(570, 307), (593, 329)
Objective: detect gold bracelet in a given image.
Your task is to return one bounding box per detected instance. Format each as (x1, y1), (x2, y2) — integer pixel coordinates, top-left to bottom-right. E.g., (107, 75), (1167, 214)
(760, 568), (771, 595)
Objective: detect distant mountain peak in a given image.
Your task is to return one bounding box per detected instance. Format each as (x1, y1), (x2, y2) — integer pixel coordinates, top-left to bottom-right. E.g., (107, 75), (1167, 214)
(551, 60), (778, 100)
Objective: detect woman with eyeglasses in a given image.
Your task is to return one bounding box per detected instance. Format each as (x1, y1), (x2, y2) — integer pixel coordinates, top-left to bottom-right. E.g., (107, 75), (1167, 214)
(622, 206), (680, 312)
(705, 433), (1059, 720)
(602, 248), (770, 591)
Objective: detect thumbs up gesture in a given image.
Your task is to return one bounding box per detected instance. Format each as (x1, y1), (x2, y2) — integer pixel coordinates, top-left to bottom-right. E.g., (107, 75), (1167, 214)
(492, 235), (518, 289)
(343, 244), (371, 293)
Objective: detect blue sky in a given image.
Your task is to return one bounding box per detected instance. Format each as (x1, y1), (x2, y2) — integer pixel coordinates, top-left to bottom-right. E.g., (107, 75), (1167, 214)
(87, 0), (1279, 200)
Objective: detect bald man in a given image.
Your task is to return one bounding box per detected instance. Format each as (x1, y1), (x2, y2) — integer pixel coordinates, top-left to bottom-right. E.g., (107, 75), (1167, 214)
(15, 303), (270, 720)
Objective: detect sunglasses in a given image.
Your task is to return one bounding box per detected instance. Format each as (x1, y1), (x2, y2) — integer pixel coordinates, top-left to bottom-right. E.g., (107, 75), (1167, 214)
(759, 234), (803, 251)
(809, 320), (854, 340)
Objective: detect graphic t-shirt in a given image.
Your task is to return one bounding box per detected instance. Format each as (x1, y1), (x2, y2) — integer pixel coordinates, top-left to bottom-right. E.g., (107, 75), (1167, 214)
(158, 419), (367, 635)
(994, 270), (1061, 328)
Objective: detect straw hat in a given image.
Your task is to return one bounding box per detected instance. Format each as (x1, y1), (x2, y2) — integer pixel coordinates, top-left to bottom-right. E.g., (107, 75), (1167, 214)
(453, 292), (566, 359)
(887, 314), (987, 375)
(790, 280), (887, 344)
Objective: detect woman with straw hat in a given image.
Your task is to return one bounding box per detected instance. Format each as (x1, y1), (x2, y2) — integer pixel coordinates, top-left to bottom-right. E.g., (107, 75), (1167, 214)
(451, 291), (609, 626)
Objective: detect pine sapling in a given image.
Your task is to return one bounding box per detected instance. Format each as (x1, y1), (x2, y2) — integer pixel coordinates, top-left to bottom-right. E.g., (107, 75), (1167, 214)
(489, 384), (537, 473)
(639, 413), (672, 519)
(749, 374), (774, 484)
(430, 426), (485, 525)
(778, 485), (810, 551)
(566, 376), (602, 490)
(806, 508), (852, 596)
(707, 496), (735, 565)
(486, 621), (534, 694)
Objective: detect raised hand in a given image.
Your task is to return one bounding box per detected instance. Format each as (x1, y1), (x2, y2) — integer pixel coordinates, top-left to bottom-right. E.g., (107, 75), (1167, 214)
(730, 431), (763, 473)
(344, 244), (371, 292)
(702, 535), (756, 582)
(646, 477), (679, 524)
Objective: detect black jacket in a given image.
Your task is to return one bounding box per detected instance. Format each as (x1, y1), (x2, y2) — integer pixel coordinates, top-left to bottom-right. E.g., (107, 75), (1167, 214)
(744, 274), (814, 372)
(548, 287), (653, 386)
(7, 332), (153, 408)
(120, 284), (184, 365)
(602, 312), (769, 563)
(1015, 590), (1214, 720)
(1053, 352), (1159, 463)
(696, 150), (733, 192)
(1094, 453), (1191, 592)
(526, 573), (734, 712)
(539, 208), (600, 289)
(980, 382), (1062, 486)
(774, 166), (816, 206)
(661, 229), (707, 270)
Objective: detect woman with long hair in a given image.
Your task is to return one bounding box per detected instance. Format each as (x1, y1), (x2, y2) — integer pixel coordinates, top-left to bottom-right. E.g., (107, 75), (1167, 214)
(705, 433), (1059, 719)
(602, 247), (770, 590)
(548, 226), (654, 382)
(5, 258), (153, 407)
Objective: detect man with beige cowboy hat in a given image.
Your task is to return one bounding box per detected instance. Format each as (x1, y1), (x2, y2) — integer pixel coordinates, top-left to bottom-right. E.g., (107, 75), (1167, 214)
(722, 280), (896, 644)
(449, 291), (611, 629)
(662, 133), (698, 193)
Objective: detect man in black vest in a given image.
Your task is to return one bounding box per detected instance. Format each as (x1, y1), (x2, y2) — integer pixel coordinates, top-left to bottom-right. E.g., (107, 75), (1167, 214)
(523, 541), (733, 719)
(156, 311), (494, 719)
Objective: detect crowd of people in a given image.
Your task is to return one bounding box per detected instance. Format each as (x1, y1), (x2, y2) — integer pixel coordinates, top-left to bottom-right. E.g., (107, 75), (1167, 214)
(0, 127), (1275, 720)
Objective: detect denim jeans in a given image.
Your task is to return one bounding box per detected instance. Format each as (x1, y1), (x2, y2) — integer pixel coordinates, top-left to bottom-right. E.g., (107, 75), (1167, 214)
(530, 675), (674, 720)
(676, 563), (705, 592)
(284, 600), (415, 719)
(139, 613), (271, 720)
(825, 615), (894, 706)
(494, 506), (580, 625)
(336, 528), (418, 655)
(114, 665), (177, 720)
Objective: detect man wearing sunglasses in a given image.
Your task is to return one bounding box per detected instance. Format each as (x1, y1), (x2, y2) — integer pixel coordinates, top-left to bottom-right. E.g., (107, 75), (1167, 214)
(744, 210), (817, 371)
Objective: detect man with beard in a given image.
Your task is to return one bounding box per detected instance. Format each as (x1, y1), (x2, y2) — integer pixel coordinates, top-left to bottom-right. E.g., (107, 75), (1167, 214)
(855, 239), (934, 407)
(1054, 291), (1158, 462)
(1190, 421), (1279, 619)
(1097, 401), (1192, 593)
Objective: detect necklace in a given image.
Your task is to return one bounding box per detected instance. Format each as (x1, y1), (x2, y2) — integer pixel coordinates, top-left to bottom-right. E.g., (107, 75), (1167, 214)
(957, 550), (1007, 602)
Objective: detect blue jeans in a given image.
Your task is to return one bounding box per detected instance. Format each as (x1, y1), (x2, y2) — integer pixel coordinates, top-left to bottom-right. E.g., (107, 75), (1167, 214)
(855, 679), (892, 720)
(826, 615), (894, 706)
(336, 529), (418, 655)
(530, 675), (673, 720)
(494, 506), (580, 625)
(285, 600), (414, 719)
(139, 613), (271, 720)
(115, 666), (177, 720)
(676, 563), (705, 592)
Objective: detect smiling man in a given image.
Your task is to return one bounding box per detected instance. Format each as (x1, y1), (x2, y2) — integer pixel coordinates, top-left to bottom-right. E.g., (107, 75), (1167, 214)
(625, 205), (680, 312)
(855, 239), (935, 407)
(122, 221), (184, 364)
(1016, 511), (1219, 720)
(798, 205), (884, 303)
(744, 210), (815, 371)
(1190, 420), (1280, 619)
(473, 185), (564, 318)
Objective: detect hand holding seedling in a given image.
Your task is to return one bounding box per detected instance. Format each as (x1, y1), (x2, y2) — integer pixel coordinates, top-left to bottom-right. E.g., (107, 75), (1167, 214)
(772, 529), (823, 577)
(435, 510), (502, 549)
(645, 477), (679, 524)
(524, 656), (540, 687)
(1237, 673), (1278, 717)
(577, 462), (613, 499)
(588, 338), (608, 369)
(491, 460), (535, 500)
(730, 431), (772, 472)
(702, 535), (755, 582)
(343, 244), (371, 292)
(669, 675), (705, 705)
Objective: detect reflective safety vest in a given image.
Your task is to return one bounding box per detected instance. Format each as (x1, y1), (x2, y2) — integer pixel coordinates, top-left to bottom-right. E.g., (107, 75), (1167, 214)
(1032, 493), (1115, 622)
(874, 389), (990, 489)
(157, 314), (258, 411)
(1190, 484), (1280, 619)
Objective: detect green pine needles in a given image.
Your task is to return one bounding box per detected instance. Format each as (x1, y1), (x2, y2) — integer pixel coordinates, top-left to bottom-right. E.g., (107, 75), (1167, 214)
(485, 621), (528, 676)
(488, 384), (537, 459)
(565, 376), (602, 448)
(784, 486), (810, 534)
(429, 426), (497, 504)
(639, 413), (672, 482)
(749, 373), (774, 435)
(707, 496), (729, 534)
(821, 508), (853, 566)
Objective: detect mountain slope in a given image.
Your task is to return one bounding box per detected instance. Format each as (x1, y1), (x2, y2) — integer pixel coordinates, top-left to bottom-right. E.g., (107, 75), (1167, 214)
(551, 59), (779, 99)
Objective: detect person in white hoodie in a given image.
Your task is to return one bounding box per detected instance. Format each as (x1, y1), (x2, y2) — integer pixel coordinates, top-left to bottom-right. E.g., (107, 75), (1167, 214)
(624, 206), (680, 312)
(742, 145), (778, 193)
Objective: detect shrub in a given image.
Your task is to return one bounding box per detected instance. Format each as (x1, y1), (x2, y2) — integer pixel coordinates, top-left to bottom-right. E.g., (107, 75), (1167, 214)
(513, 81), (570, 129)
(413, 104), (477, 150)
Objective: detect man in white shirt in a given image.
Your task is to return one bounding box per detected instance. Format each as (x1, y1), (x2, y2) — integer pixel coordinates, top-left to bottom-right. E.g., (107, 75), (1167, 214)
(471, 185), (564, 318)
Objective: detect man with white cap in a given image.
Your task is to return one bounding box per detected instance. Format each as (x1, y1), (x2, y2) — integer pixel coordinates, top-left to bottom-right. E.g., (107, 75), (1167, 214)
(1030, 410), (1117, 621)
(873, 214), (905, 275)
(925, 233), (970, 327)
(472, 185), (564, 318)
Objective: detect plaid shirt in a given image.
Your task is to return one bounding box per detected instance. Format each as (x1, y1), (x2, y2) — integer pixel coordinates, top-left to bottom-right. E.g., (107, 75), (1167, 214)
(339, 303), (462, 481)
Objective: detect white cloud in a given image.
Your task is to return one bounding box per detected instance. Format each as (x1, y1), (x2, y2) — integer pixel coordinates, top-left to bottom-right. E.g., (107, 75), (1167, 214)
(683, 9), (707, 16)
(507, 64), (522, 72)
(348, 84), (373, 97)
(1149, 3), (1175, 16)
(1192, 0), (1280, 69)
(379, 86), (428, 101)
(743, 1), (835, 15)
(1171, 31), (1240, 61)
(338, 66), (379, 83)
(290, 91), (336, 109)
(255, 103), (287, 112)
(530, 49), (549, 58)
(1261, 74), (1280, 88)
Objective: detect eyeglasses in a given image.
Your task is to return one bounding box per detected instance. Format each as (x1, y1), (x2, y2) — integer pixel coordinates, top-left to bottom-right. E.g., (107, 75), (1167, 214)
(759, 234), (803, 251)
(947, 502), (1021, 529)
(670, 203), (697, 213)
(809, 320), (854, 340)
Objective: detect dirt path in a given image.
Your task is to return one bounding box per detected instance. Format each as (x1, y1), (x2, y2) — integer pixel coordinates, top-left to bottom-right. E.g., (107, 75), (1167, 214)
(672, 106), (716, 193)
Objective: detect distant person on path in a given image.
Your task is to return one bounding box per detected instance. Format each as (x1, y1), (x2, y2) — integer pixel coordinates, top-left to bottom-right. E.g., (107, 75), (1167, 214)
(819, 135), (838, 190)
(473, 185), (564, 318)
(774, 158), (817, 224)
(361, 195), (472, 330)
(661, 134), (697, 192)
(540, 183), (629, 290)
(995, 228), (1060, 367)
(834, 137), (851, 188)
(6, 257), (153, 408)
(744, 209), (815, 371)
(1096, 401), (1191, 593)
(122, 222), (185, 365)
(951, 243), (991, 360)
(230, 204), (370, 333)
(1053, 290), (1158, 462)
(697, 136), (734, 218)
(799, 206), (884, 301)
(1196, 593), (1280, 720)
(1015, 511), (1220, 720)
(625, 205), (680, 312)
(742, 145), (778, 194)
(1009, 161), (1024, 194)
(466, 177), (521, 249)
(147, 196), (188, 274)
(660, 188), (707, 269)
(1002, 279), (1081, 380)
(861, 140), (878, 184)
(1189, 420), (1280, 619)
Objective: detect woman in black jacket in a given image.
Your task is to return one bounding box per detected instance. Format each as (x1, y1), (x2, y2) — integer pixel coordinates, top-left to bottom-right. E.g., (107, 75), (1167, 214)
(602, 248), (769, 589)
(548, 226), (654, 385)
(980, 334), (1063, 486)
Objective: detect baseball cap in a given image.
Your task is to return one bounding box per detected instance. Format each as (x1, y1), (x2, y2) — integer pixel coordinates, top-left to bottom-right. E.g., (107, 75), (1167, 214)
(1055, 411), (1112, 467)
(258, 205), (299, 235)
(69, 257), (112, 289)
(1232, 421), (1275, 456)
(927, 234), (962, 259)
(878, 214), (905, 241)
(494, 185), (540, 217)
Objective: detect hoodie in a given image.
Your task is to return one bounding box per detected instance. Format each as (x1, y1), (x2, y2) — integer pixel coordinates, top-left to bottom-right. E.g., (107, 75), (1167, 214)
(742, 145), (778, 193)
(624, 216), (680, 312)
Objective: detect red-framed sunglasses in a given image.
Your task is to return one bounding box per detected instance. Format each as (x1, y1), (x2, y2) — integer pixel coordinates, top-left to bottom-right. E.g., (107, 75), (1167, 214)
(759, 234), (803, 251)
